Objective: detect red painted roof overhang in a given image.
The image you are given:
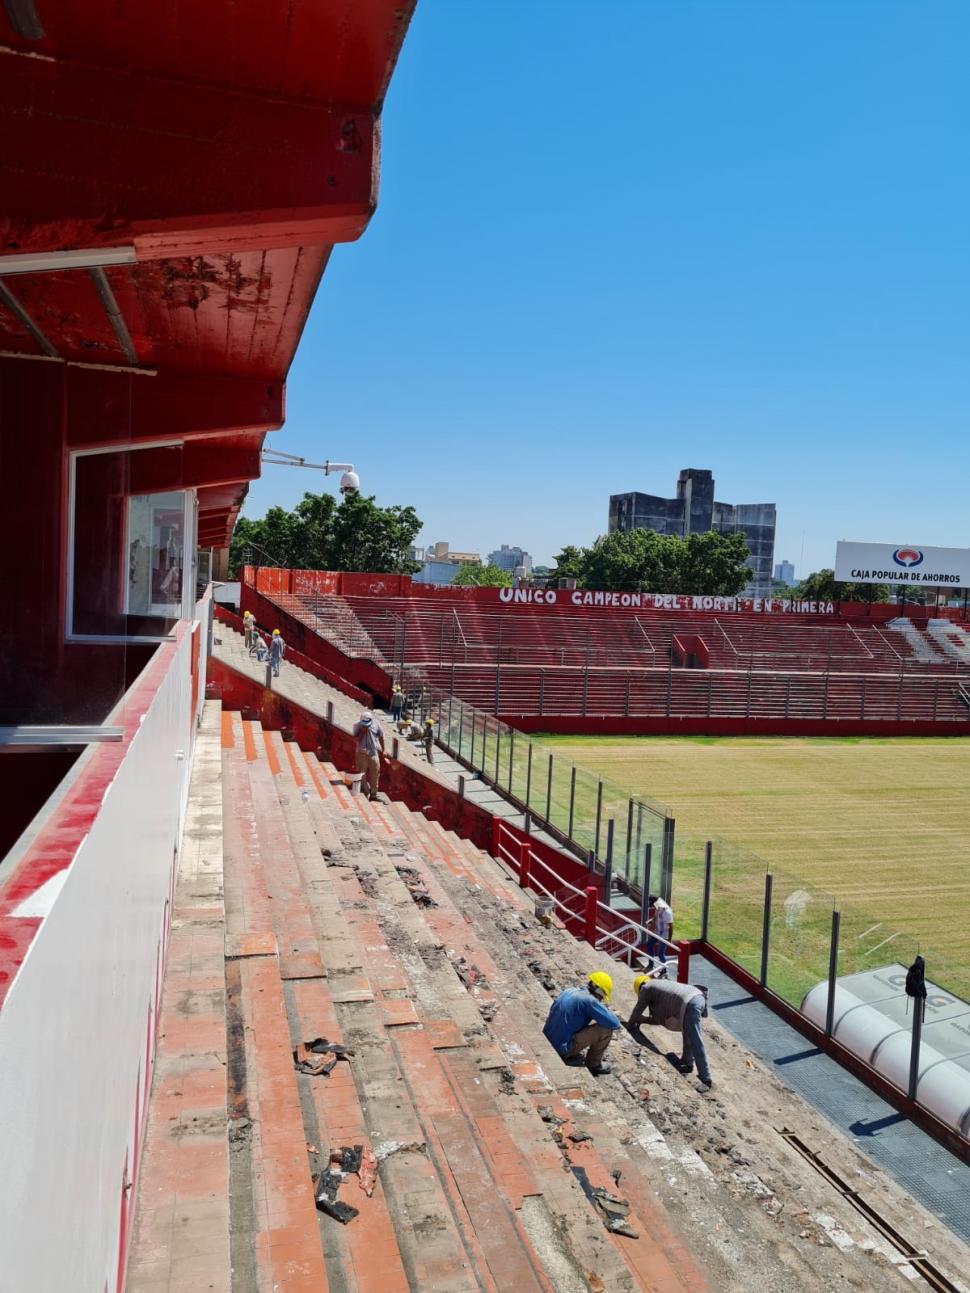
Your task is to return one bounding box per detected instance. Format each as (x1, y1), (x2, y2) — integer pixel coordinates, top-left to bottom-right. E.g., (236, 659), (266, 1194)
(0, 0), (415, 545)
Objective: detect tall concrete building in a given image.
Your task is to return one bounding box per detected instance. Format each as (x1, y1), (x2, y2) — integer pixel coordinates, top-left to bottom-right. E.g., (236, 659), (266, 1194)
(774, 560), (795, 586)
(609, 468), (776, 596)
(488, 544), (533, 573)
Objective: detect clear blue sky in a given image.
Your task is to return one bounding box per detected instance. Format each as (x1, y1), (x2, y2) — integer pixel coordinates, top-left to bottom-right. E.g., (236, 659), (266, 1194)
(244, 0), (970, 577)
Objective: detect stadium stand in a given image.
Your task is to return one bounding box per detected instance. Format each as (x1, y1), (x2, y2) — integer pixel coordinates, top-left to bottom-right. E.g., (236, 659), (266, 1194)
(126, 701), (970, 1292)
(241, 578), (970, 731)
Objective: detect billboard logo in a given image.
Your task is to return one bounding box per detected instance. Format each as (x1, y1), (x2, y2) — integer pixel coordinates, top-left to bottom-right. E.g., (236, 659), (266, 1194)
(892, 548), (924, 568)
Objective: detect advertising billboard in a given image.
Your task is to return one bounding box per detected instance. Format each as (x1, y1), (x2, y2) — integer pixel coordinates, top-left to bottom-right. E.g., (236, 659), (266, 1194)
(834, 541), (970, 587)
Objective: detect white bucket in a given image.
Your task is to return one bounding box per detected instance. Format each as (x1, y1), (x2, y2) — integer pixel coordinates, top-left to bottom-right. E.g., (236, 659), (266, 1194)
(534, 896), (555, 923)
(345, 773), (364, 797)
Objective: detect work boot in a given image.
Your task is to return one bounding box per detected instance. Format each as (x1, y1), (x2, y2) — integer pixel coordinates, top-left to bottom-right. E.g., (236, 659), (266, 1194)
(587, 1062), (612, 1076)
(564, 1055), (587, 1067)
(696, 1077), (713, 1093)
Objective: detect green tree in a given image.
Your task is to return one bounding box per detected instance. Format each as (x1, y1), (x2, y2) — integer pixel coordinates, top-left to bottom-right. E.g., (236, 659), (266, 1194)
(795, 568), (889, 603)
(451, 563), (513, 587)
(548, 545), (585, 584)
(548, 528), (752, 595)
(229, 490), (421, 576)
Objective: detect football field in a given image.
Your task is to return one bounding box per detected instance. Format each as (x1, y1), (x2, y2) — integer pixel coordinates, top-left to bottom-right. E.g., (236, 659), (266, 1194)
(535, 733), (970, 1000)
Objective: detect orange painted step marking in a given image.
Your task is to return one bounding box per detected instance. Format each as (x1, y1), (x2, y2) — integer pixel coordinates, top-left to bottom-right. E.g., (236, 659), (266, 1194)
(301, 752), (329, 798)
(282, 740), (305, 786)
(241, 720), (258, 762)
(262, 729), (282, 774)
(220, 709), (235, 748)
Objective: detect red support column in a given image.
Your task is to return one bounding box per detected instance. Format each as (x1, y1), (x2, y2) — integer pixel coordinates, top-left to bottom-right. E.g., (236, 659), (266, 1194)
(677, 940), (691, 984)
(584, 887), (599, 947)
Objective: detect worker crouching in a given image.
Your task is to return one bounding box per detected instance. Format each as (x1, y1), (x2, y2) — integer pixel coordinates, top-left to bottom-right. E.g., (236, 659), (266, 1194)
(542, 972), (621, 1076)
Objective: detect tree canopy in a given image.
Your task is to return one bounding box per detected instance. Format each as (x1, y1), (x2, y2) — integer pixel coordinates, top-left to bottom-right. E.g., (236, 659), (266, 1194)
(794, 568), (889, 603)
(229, 491), (422, 576)
(549, 529), (751, 596)
(451, 563), (513, 587)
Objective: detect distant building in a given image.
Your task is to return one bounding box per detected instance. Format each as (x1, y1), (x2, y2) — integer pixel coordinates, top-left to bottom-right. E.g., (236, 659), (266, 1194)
(412, 561), (460, 585)
(488, 544), (533, 574)
(774, 560), (795, 586)
(425, 541), (481, 566)
(609, 468), (776, 597)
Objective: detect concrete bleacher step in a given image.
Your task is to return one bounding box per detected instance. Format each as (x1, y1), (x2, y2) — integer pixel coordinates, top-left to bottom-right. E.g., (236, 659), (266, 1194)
(130, 706), (957, 1293)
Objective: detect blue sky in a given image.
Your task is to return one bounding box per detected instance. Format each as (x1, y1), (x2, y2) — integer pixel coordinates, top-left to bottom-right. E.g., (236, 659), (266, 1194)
(245, 0), (970, 576)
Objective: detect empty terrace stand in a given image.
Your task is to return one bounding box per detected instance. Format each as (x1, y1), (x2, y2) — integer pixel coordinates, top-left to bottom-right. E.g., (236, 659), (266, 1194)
(128, 702), (968, 1292)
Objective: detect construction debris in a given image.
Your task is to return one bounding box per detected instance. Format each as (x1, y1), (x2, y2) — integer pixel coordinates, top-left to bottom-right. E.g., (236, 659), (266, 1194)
(395, 864), (436, 907)
(293, 1038), (355, 1075)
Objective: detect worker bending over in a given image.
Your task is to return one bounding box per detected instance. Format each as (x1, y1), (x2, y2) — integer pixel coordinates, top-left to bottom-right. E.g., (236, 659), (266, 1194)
(543, 972), (621, 1076)
(627, 975), (712, 1091)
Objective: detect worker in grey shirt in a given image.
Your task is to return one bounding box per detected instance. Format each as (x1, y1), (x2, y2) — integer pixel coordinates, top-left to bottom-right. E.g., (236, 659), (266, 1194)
(352, 711), (386, 800)
(627, 974), (712, 1091)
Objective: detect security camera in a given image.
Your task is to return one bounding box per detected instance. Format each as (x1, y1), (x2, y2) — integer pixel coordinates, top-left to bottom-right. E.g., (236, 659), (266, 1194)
(339, 470), (360, 496)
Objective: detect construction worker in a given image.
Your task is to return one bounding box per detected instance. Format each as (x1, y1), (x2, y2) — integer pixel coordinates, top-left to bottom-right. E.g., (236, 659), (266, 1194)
(627, 975), (712, 1092)
(423, 716), (435, 764)
(243, 609), (256, 652)
(390, 684), (405, 723)
(269, 628), (286, 677)
(352, 711), (385, 801)
(642, 893), (674, 971)
(542, 972), (621, 1076)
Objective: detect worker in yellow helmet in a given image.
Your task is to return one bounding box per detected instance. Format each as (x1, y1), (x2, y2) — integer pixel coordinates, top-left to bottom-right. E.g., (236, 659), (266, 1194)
(628, 973), (712, 1092)
(268, 627), (286, 677)
(542, 970), (621, 1076)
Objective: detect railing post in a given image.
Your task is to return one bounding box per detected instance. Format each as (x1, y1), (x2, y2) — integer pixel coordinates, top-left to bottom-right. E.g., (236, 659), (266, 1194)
(760, 872), (773, 987)
(508, 727), (515, 792)
(457, 703), (465, 758)
(458, 775), (465, 800)
(825, 910), (840, 1038)
(594, 780), (603, 860)
(567, 766), (576, 840)
(603, 820), (614, 907)
(676, 940), (690, 984)
(525, 742), (533, 808)
(495, 725), (501, 783)
(470, 709), (477, 767)
(584, 886), (598, 946)
(908, 994), (924, 1103)
(545, 755), (553, 824)
(327, 700), (334, 725)
(639, 844), (653, 926)
(701, 841), (713, 943)
(518, 841), (531, 890)
(392, 737), (400, 760)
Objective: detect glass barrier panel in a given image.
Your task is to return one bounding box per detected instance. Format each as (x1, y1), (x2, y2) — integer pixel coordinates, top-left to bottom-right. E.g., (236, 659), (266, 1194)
(765, 868), (836, 1009)
(706, 838), (766, 981)
(668, 831), (707, 942)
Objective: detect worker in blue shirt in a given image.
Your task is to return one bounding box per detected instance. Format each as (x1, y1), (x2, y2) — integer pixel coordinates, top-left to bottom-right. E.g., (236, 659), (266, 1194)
(542, 972), (621, 1075)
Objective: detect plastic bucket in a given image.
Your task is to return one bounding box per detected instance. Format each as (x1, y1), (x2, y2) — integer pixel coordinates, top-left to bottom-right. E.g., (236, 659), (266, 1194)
(534, 896), (555, 923)
(345, 773), (364, 797)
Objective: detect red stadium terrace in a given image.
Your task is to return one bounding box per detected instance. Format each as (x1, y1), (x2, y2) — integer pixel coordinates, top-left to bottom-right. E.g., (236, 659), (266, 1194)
(2, 4), (970, 1292)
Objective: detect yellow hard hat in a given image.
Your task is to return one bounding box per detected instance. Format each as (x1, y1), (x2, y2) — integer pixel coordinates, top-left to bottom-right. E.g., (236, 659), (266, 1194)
(588, 971), (613, 1004)
(633, 974), (649, 995)
(272, 629), (280, 636)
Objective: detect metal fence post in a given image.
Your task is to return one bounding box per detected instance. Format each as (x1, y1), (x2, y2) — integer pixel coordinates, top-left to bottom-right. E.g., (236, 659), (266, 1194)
(567, 766), (576, 841)
(392, 737), (400, 760)
(508, 727), (515, 792)
(701, 841), (713, 943)
(625, 799), (634, 881)
(525, 742), (533, 807)
(458, 775), (465, 800)
(603, 820), (614, 907)
(661, 816), (675, 904)
(908, 995), (925, 1102)
(470, 708), (477, 767)
(594, 781), (603, 861)
(457, 703), (465, 758)
(639, 844), (653, 926)
(584, 886), (598, 946)
(760, 872), (773, 987)
(326, 700), (334, 725)
(495, 725), (501, 783)
(825, 910), (840, 1038)
(545, 755), (553, 824)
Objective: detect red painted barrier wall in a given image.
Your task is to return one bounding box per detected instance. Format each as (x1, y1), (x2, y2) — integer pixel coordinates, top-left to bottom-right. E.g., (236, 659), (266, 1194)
(505, 713), (970, 737)
(239, 584), (392, 703)
(671, 633), (710, 668)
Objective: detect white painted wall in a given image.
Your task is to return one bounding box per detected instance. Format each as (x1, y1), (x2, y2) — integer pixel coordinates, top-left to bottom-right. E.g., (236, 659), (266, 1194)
(0, 616), (206, 1293)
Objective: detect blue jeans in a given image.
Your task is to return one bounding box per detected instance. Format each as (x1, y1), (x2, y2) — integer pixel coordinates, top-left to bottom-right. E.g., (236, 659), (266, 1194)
(681, 995), (710, 1083)
(645, 935), (667, 965)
